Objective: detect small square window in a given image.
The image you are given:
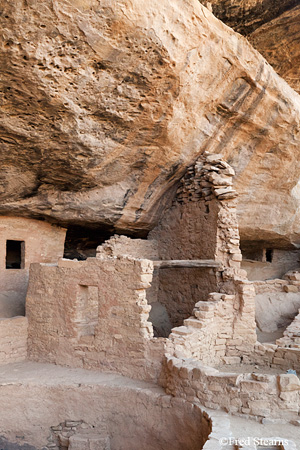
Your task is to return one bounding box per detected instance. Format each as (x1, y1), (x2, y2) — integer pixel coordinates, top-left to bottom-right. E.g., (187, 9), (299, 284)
(6, 240), (25, 269)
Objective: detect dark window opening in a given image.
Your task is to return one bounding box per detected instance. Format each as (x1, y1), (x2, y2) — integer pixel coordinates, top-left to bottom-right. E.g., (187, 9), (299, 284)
(64, 226), (116, 260)
(63, 225), (148, 260)
(240, 242), (275, 264)
(266, 248), (273, 263)
(6, 240), (25, 269)
(241, 248), (264, 261)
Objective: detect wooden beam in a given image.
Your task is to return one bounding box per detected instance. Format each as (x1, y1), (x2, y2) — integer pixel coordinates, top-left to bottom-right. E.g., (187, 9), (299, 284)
(152, 260), (221, 269)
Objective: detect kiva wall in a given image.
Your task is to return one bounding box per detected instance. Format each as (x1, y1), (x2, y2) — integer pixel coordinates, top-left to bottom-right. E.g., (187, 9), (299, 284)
(0, 217), (66, 317)
(164, 353), (300, 421)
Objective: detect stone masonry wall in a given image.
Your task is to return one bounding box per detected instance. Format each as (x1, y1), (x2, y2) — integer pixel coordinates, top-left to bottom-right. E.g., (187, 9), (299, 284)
(149, 153), (244, 329)
(152, 154), (257, 363)
(276, 273), (300, 348)
(149, 159), (221, 328)
(0, 316), (28, 364)
(0, 216), (66, 317)
(96, 235), (160, 305)
(96, 235), (158, 260)
(26, 256), (165, 382)
(249, 342), (300, 372)
(166, 281), (256, 366)
(164, 354), (300, 421)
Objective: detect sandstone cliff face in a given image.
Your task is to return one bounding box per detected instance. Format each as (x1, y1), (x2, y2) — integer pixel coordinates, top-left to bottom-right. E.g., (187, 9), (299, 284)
(248, 5), (300, 95)
(1, 0), (300, 246)
(201, 0), (299, 34)
(202, 0), (300, 94)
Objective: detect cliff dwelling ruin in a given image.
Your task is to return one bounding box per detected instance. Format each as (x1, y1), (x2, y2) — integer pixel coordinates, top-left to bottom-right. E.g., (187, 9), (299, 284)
(1, 0), (300, 449)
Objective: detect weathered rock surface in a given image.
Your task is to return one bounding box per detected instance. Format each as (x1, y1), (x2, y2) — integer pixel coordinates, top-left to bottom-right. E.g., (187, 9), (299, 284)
(1, 0), (300, 245)
(201, 1), (300, 94)
(249, 5), (300, 94)
(201, 0), (299, 35)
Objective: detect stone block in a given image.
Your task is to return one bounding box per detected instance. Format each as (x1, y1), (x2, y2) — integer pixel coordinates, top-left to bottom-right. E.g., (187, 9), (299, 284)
(184, 318), (207, 329)
(288, 273), (300, 281)
(231, 253), (242, 262)
(58, 258), (80, 268)
(273, 357), (286, 365)
(278, 374), (300, 392)
(240, 380), (269, 393)
(284, 284), (299, 293)
(68, 434), (110, 450)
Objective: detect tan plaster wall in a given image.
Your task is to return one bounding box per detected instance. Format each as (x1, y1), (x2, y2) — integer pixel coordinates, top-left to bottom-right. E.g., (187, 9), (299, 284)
(27, 256), (165, 382)
(96, 235), (160, 305)
(255, 289), (300, 334)
(251, 275), (300, 334)
(0, 316), (27, 364)
(0, 217), (66, 317)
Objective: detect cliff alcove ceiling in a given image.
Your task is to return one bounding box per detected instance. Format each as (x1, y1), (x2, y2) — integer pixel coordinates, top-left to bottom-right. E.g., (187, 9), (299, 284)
(1, 0), (300, 248)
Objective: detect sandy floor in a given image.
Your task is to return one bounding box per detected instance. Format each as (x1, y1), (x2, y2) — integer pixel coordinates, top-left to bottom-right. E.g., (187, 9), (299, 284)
(230, 414), (300, 448)
(0, 361), (163, 389)
(256, 328), (285, 344)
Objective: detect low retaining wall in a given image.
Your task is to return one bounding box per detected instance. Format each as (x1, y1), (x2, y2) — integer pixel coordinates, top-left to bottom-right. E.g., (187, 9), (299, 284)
(247, 342), (300, 372)
(164, 353), (300, 421)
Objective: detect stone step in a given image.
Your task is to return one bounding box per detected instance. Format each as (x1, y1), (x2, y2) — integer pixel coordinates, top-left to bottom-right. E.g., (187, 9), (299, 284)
(184, 318), (207, 329)
(194, 301), (218, 311)
(171, 326), (195, 336)
(193, 310), (214, 319)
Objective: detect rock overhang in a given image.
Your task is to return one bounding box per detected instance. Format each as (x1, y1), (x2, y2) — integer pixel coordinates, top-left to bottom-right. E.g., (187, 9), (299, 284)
(1, 0), (300, 246)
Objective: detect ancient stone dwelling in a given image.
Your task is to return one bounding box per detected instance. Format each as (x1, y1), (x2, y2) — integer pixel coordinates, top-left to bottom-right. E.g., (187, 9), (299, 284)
(2, 0), (300, 449)
(0, 153), (299, 449)
(0, 217), (66, 318)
